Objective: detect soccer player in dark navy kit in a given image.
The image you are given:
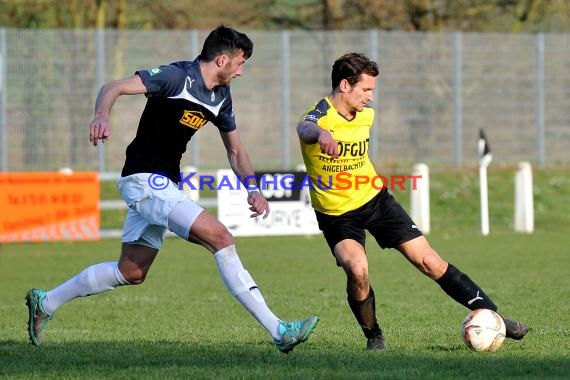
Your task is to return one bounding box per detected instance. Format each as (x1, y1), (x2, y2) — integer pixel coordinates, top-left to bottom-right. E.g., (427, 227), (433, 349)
(297, 52), (528, 350)
(26, 26), (318, 353)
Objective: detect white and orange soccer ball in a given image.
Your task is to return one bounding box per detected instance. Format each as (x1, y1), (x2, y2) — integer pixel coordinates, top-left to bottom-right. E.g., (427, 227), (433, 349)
(461, 309), (506, 352)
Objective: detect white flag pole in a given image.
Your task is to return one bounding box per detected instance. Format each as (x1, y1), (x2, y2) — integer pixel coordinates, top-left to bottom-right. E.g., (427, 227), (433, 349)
(478, 129), (492, 236)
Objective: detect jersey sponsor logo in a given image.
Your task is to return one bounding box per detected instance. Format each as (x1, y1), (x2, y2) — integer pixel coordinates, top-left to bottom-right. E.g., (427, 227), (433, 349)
(180, 110), (208, 130)
(321, 160), (365, 172)
(148, 67), (161, 76)
(337, 138), (369, 157)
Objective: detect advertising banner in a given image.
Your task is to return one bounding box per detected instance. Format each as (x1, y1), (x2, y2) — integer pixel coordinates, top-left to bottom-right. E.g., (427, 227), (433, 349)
(216, 169), (320, 237)
(0, 171), (100, 242)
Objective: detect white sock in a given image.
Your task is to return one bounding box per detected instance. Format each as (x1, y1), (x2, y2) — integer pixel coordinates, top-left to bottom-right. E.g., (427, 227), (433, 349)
(214, 245), (281, 339)
(42, 262), (129, 315)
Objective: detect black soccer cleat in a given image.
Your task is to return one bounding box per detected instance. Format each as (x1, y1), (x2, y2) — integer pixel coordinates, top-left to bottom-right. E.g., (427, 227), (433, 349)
(367, 335), (387, 350)
(502, 317), (529, 340)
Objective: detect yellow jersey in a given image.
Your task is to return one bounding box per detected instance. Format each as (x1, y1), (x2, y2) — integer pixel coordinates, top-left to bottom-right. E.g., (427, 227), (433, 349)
(299, 97), (382, 216)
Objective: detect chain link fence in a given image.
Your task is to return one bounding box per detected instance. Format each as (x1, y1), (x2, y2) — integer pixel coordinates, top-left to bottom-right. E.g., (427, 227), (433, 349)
(1, 29), (568, 174)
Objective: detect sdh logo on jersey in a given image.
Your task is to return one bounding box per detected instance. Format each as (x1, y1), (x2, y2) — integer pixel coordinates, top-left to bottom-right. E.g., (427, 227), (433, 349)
(180, 110), (208, 130)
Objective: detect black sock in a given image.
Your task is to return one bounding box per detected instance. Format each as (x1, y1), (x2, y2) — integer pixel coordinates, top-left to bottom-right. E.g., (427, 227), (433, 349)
(436, 263), (497, 311)
(347, 287), (383, 339)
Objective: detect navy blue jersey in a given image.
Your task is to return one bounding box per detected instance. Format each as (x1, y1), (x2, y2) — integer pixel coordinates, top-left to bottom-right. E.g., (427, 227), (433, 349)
(121, 59), (236, 182)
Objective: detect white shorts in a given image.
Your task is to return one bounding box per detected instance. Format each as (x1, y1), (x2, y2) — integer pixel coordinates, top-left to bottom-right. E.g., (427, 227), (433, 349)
(117, 173), (204, 249)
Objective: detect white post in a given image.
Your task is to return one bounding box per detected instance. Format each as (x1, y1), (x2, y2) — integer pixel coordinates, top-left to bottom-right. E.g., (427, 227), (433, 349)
(410, 163), (430, 234)
(0, 28), (7, 171)
(181, 166), (200, 202)
(479, 166), (490, 236)
(514, 161), (534, 233)
(58, 167), (74, 176)
(478, 130), (492, 236)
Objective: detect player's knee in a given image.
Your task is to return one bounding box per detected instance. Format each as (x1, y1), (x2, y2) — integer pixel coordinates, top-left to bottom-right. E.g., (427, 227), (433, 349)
(344, 260), (369, 283)
(190, 220), (236, 252)
(119, 268), (147, 285)
(202, 225), (235, 252)
(420, 251), (447, 279)
(212, 225), (235, 248)
(220, 229), (235, 246)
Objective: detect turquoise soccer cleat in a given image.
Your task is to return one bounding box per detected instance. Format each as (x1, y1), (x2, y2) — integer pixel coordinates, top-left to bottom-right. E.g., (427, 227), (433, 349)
(25, 288), (53, 347)
(273, 316), (319, 354)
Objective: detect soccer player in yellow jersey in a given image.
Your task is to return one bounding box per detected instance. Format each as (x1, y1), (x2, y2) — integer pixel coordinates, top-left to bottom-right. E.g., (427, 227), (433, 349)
(297, 53), (528, 350)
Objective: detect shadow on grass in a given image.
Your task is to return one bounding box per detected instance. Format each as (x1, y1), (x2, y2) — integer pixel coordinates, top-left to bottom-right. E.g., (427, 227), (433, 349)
(0, 339), (568, 379)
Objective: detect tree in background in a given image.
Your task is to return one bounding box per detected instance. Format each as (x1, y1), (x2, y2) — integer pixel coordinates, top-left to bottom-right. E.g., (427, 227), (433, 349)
(0, 0), (569, 32)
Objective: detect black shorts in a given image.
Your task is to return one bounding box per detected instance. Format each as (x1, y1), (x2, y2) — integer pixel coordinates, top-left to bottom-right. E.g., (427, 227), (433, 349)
(315, 188), (423, 254)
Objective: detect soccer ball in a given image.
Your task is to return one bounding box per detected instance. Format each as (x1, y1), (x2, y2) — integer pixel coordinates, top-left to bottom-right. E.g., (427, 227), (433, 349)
(461, 309), (506, 352)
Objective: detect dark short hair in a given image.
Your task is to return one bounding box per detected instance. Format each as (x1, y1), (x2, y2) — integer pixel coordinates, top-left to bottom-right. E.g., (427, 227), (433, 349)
(198, 25), (253, 62)
(331, 53), (379, 89)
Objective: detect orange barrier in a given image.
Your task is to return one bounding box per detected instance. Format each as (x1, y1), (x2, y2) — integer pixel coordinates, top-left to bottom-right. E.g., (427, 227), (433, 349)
(0, 172), (100, 242)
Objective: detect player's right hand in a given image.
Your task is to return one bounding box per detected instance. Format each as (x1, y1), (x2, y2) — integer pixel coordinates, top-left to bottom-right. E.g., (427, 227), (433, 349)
(89, 117), (110, 146)
(318, 130), (339, 159)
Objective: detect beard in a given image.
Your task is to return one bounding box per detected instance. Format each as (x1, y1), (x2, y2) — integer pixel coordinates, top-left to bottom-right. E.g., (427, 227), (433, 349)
(217, 65), (234, 87)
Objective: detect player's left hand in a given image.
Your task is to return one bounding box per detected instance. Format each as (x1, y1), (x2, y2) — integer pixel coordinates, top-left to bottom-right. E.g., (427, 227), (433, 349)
(247, 191), (270, 219)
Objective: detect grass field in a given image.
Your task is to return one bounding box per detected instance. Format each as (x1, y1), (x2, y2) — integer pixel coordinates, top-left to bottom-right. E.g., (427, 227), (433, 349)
(1, 168), (569, 379)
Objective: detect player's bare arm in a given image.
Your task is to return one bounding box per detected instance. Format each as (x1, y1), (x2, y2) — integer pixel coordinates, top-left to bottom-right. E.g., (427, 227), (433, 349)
(220, 130), (270, 219)
(297, 120), (339, 159)
(89, 74), (148, 146)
